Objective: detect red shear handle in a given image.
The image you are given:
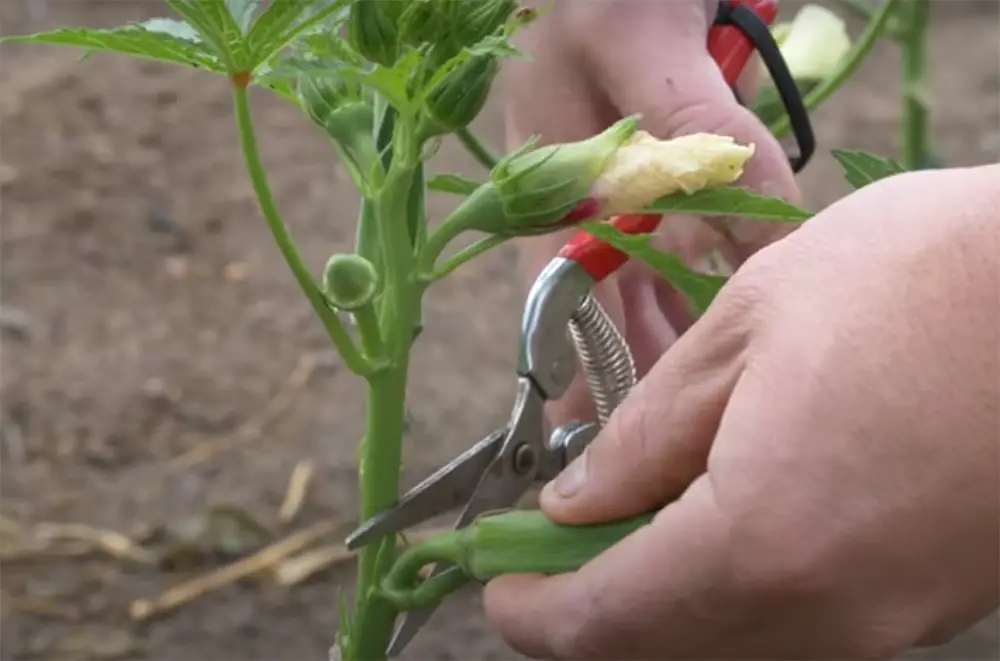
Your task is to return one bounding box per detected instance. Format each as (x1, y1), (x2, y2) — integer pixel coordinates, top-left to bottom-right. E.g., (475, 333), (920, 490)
(557, 0), (776, 283)
(710, 0), (778, 85)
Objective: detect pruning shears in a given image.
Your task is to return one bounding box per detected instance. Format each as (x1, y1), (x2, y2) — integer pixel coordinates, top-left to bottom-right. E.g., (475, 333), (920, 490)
(345, 0), (814, 655)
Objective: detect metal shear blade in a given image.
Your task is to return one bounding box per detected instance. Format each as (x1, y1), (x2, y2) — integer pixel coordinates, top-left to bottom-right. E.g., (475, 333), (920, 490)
(385, 379), (549, 655)
(344, 427), (508, 551)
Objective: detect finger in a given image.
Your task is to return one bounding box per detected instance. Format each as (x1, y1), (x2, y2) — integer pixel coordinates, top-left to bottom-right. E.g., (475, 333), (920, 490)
(539, 282), (754, 524)
(485, 473), (747, 660)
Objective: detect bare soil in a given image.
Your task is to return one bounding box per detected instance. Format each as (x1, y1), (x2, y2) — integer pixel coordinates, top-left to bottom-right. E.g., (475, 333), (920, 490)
(1, 1), (998, 659)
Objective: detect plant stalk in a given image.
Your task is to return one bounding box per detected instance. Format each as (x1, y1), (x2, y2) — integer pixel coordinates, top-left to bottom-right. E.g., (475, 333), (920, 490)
(456, 126), (500, 169)
(769, 0), (902, 139)
(897, 0), (931, 169)
(231, 83), (372, 377)
(347, 111), (424, 660)
(350, 364), (411, 661)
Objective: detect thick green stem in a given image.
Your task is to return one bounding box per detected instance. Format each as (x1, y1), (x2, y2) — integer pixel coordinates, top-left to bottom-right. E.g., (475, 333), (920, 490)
(350, 365), (411, 661)
(898, 0), (931, 169)
(231, 84), (372, 377)
(347, 111), (424, 660)
(769, 0), (902, 139)
(456, 126), (500, 169)
(376, 166), (418, 360)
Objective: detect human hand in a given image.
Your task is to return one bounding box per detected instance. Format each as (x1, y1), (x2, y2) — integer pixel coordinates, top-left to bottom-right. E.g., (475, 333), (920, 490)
(484, 165), (1000, 659)
(501, 0), (802, 425)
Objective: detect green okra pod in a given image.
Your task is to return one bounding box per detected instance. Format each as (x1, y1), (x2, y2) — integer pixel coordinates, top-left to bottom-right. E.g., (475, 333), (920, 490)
(379, 509), (656, 611)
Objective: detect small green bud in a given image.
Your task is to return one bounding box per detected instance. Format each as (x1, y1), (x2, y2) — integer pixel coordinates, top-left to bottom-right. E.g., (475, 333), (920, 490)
(400, 0), (516, 55)
(398, 0), (447, 48)
(297, 75), (377, 173)
(424, 53), (499, 132)
(347, 0), (399, 68)
(460, 0), (517, 45)
(322, 253), (380, 311)
(489, 115), (641, 230)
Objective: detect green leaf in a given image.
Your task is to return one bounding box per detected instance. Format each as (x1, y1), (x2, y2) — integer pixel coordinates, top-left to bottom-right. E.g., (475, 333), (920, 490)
(644, 187), (813, 223)
(0, 22), (223, 72)
(581, 222), (728, 316)
(427, 173), (483, 196)
(831, 149), (908, 189)
(226, 0), (259, 32)
(339, 50), (421, 111)
(142, 17), (203, 42)
(164, 0), (252, 71)
(301, 31), (364, 65)
(247, 0), (357, 67)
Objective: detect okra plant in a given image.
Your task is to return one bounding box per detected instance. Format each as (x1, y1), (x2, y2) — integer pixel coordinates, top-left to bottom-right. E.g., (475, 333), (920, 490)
(3, 0), (924, 658)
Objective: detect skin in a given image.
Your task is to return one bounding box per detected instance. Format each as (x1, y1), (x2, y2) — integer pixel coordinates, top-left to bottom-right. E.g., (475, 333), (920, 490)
(485, 1), (1000, 659)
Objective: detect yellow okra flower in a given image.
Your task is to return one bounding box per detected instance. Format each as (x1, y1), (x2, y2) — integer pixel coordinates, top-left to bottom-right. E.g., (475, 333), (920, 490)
(590, 130), (756, 218)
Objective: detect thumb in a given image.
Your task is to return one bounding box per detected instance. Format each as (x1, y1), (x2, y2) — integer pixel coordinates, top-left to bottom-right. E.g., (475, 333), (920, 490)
(540, 286), (753, 524)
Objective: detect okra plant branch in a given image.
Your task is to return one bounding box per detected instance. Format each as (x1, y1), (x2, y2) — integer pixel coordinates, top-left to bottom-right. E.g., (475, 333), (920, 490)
(456, 126), (501, 169)
(897, 0), (932, 169)
(1, 1), (911, 659)
(231, 83), (374, 377)
(769, 0), (902, 138)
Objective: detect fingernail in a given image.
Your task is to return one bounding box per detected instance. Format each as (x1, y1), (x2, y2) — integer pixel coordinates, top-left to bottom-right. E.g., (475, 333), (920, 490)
(548, 451), (588, 499)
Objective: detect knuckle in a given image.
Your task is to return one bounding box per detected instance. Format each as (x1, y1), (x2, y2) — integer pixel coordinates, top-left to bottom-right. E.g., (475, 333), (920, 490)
(705, 252), (772, 327)
(727, 510), (834, 603)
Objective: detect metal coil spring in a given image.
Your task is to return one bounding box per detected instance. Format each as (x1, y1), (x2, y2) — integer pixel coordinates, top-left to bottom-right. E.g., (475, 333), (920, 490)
(568, 294), (636, 425)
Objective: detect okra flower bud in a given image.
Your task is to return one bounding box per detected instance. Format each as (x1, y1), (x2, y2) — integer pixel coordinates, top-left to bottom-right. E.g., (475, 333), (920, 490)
(486, 115), (642, 233)
(424, 53), (499, 132)
(322, 253), (379, 311)
(347, 0), (399, 68)
(460, 0), (518, 45)
(427, 117), (755, 260)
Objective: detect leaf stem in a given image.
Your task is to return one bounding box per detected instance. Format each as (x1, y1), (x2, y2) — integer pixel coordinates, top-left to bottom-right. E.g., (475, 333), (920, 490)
(356, 198), (383, 273)
(836, 0), (874, 21)
(769, 0), (902, 138)
(231, 84), (372, 377)
(417, 183), (506, 276)
(456, 126), (499, 169)
(897, 0), (932, 169)
(353, 303), (385, 360)
(421, 234), (508, 282)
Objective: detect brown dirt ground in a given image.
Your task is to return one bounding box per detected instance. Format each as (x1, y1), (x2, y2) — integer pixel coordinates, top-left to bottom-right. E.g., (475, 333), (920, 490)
(1, 1), (998, 659)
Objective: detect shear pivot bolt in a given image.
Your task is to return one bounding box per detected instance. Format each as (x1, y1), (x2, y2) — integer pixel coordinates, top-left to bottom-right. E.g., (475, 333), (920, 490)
(512, 443), (536, 474)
